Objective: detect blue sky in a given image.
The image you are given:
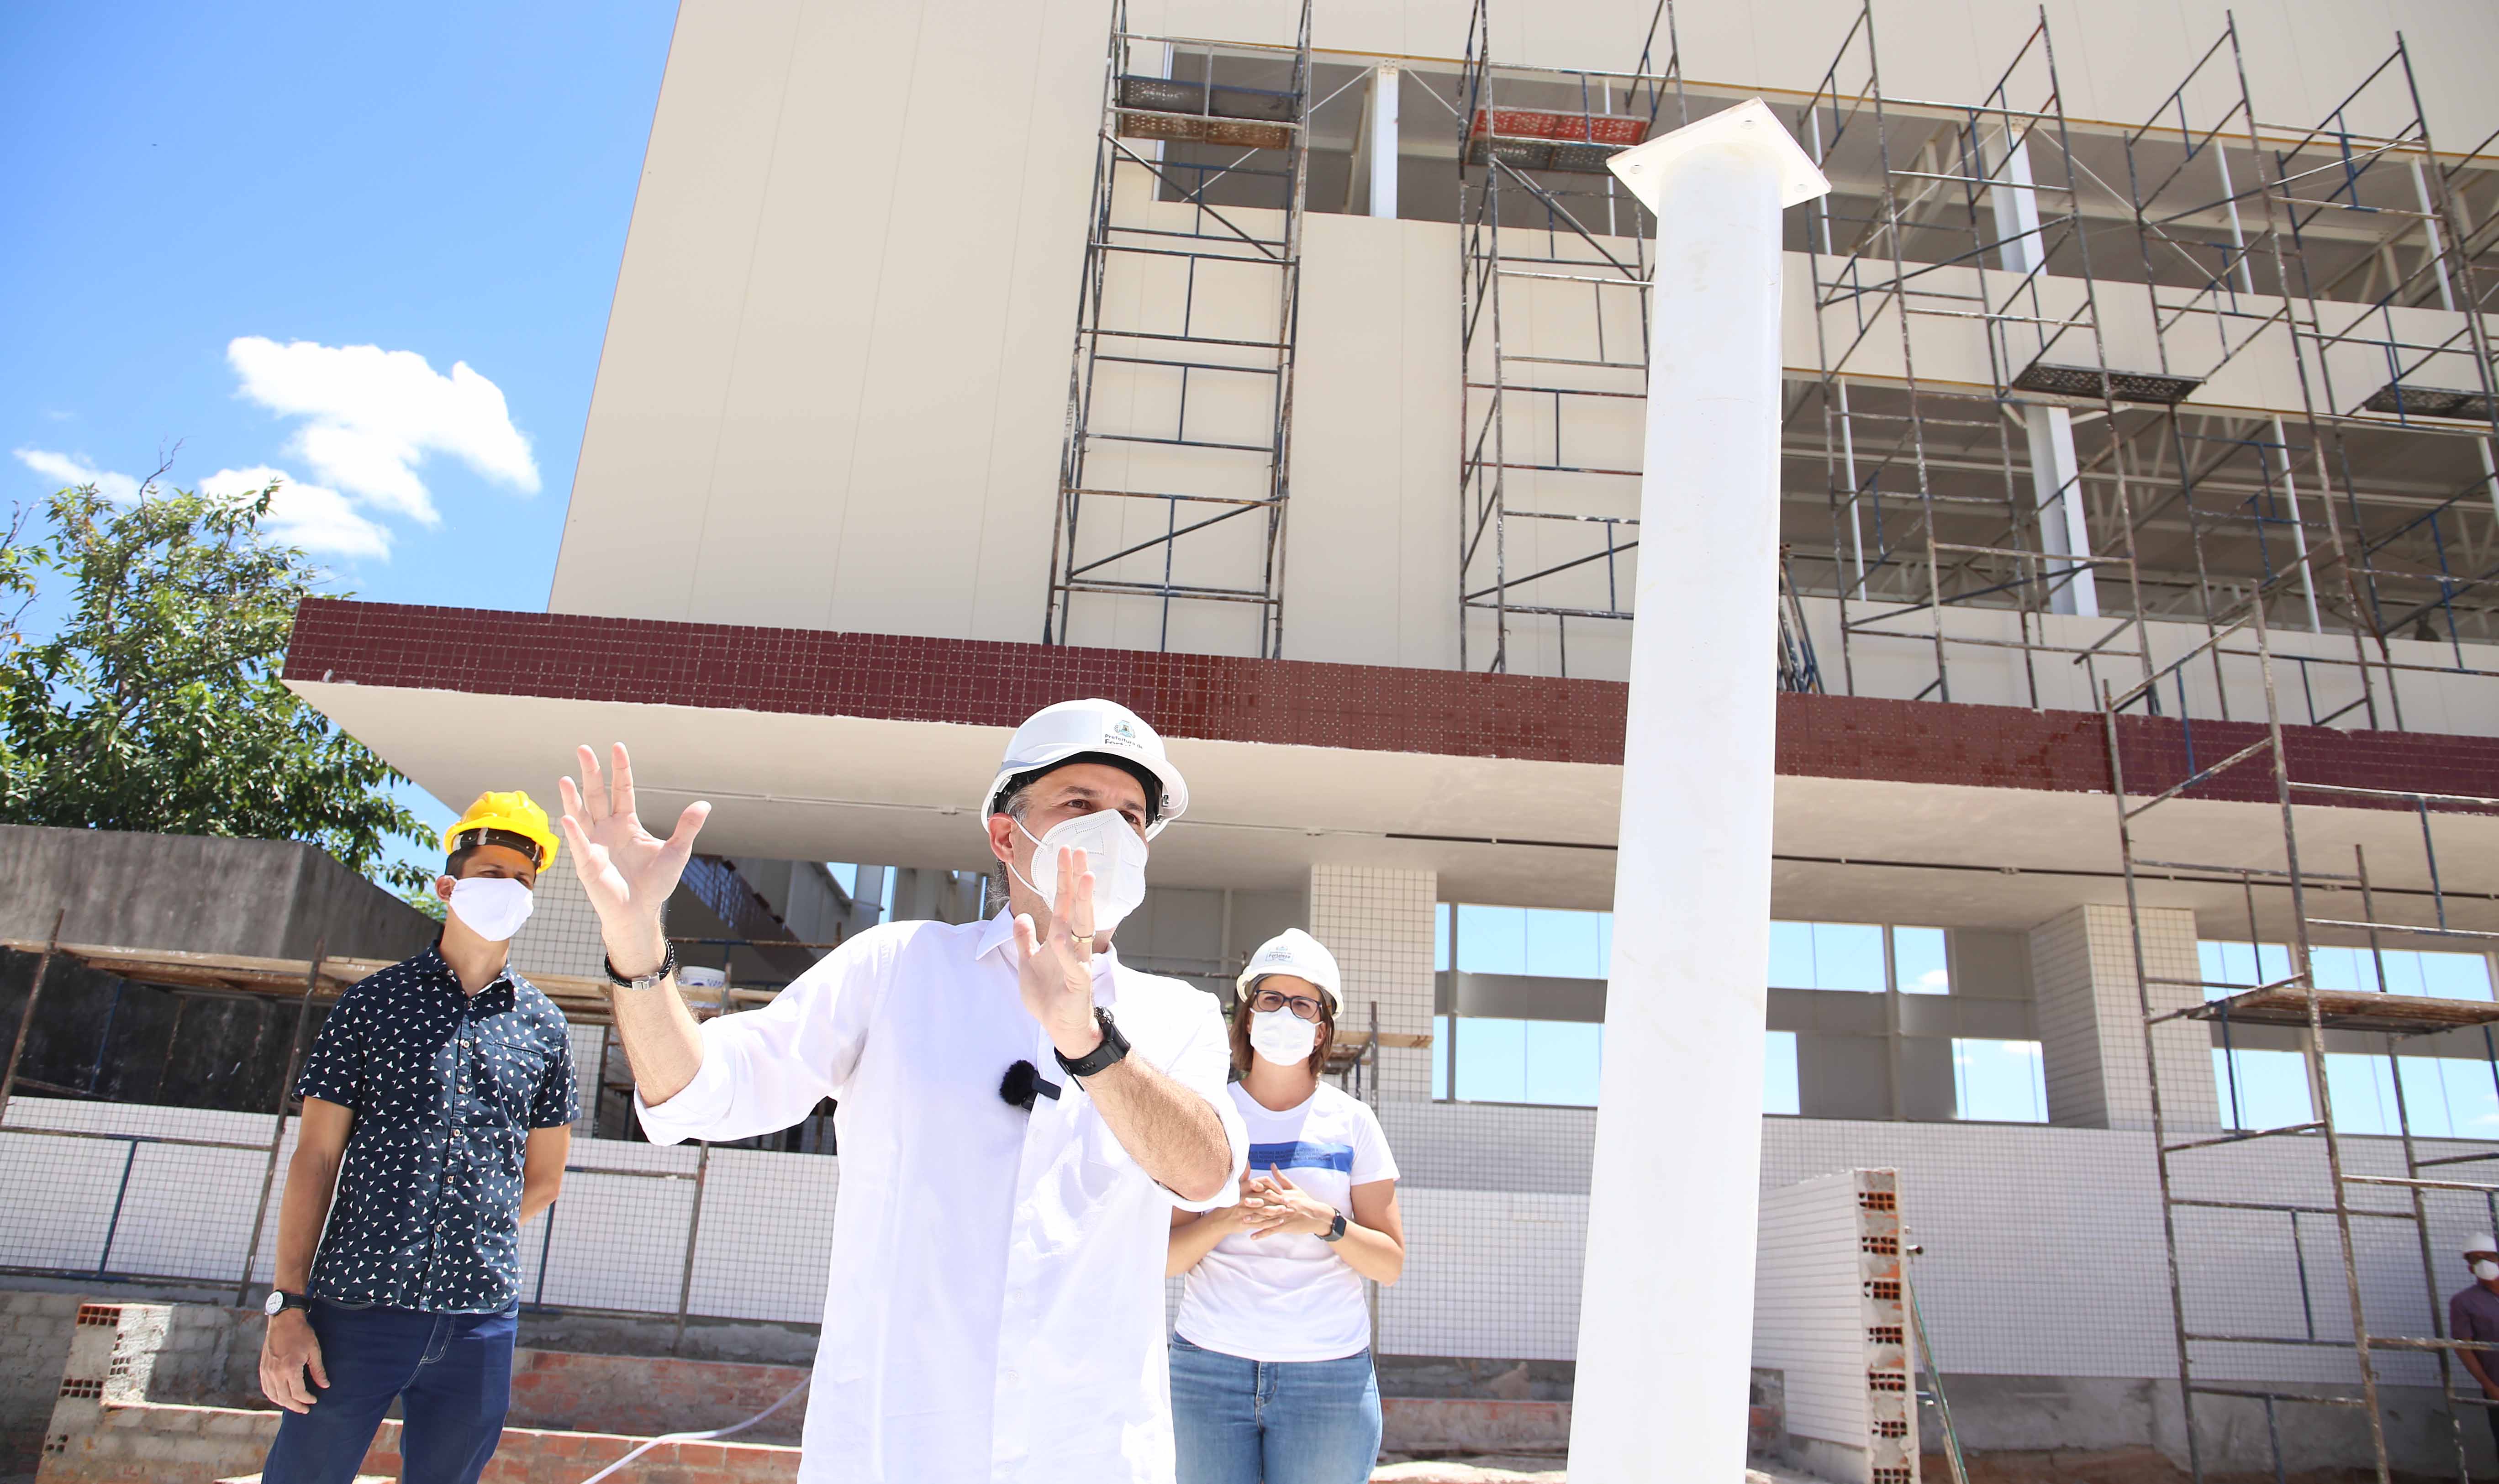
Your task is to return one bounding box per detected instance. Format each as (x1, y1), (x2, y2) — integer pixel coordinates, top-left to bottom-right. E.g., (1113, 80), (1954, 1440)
(2, 1), (679, 870)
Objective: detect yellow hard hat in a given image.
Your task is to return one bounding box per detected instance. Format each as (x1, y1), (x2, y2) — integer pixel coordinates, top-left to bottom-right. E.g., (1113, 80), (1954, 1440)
(443, 790), (559, 870)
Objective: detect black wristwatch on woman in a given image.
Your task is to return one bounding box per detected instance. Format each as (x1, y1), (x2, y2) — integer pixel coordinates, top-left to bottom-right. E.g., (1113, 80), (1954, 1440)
(1319, 1212), (1348, 1243)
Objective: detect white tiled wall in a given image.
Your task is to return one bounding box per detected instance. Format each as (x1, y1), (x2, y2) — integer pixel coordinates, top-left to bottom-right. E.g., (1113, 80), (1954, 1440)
(9, 1096), (2495, 1386)
(2032, 905), (2218, 1135)
(1309, 866), (1438, 1102)
(508, 861), (608, 983)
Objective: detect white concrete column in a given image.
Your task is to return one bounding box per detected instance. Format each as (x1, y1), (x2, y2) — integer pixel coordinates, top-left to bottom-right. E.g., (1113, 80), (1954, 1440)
(1307, 866), (1436, 1100)
(1568, 101), (1828, 1484)
(1991, 139), (2100, 617)
(1368, 65), (1398, 220)
(1345, 64), (1400, 218)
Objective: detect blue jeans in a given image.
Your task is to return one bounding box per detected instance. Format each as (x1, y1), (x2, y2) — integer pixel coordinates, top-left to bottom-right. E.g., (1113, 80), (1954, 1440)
(1170, 1334), (1382, 1484)
(260, 1298), (517, 1484)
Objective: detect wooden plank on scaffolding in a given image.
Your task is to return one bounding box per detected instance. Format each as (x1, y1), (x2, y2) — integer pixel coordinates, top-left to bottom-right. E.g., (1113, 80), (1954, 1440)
(0, 939), (620, 1021)
(2180, 984), (2499, 1035)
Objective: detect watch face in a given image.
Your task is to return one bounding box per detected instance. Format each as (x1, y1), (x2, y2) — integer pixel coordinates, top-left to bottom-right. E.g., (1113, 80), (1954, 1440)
(264, 1290), (285, 1317)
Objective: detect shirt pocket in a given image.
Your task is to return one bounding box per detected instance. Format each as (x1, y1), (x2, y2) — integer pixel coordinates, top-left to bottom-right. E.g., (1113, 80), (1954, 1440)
(469, 1028), (552, 1125)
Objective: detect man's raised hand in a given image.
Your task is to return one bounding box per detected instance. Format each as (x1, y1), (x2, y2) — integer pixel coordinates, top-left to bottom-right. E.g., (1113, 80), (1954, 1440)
(1014, 845), (1103, 1061)
(558, 742), (711, 976)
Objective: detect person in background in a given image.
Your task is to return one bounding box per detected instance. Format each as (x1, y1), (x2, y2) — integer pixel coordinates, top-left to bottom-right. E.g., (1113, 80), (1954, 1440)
(2452, 1233), (2499, 1454)
(257, 791), (577, 1484)
(1167, 929), (1405, 1484)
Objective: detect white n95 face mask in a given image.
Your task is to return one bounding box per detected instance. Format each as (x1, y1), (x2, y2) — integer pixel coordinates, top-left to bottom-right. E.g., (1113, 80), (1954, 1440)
(2475, 1260), (2499, 1282)
(1014, 811), (1149, 931)
(1249, 1007), (1320, 1066)
(448, 877), (536, 942)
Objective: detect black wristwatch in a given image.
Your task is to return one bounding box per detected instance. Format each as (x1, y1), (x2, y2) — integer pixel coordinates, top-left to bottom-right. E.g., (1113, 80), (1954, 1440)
(1319, 1212), (1348, 1243)
(605, 941), (678, 992)
(1055, 1007), (1130, 1080)
(263, 1289), (312, 1318)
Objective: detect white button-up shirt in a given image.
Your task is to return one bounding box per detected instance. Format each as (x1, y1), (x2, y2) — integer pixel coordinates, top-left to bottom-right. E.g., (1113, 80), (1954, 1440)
(637, 910), (1247, 1484)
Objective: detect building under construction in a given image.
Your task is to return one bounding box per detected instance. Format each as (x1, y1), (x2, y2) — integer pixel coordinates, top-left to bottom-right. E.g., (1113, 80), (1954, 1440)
(8, 0), (2499, 1479)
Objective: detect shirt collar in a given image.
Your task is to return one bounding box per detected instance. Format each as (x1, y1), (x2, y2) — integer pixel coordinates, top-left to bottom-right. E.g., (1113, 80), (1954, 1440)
(416, 940), (521, 1006)
(975, 910), (1122, 980)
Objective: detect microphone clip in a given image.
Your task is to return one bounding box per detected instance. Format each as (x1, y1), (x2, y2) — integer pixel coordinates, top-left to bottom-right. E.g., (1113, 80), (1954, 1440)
(1000, 1059), (1062, 1112)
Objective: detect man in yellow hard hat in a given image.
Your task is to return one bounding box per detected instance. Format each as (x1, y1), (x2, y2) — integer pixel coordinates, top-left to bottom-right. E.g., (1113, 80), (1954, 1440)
(253, 790), (580, 1484)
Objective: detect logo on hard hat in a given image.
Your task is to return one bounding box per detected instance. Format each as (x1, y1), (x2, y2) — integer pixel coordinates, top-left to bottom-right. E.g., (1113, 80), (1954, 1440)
(1109, 721), (1137, 743)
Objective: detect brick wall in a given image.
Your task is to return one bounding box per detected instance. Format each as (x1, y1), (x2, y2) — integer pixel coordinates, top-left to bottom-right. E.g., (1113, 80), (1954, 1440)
(282, 599), (2499, 809)
(27, 1299), (809, 1484)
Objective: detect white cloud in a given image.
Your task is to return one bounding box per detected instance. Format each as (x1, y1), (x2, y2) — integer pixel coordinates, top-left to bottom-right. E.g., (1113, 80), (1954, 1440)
(225, 337), (539, 526)
(15, 447), (142, 503)
(201, 466), (393, 561)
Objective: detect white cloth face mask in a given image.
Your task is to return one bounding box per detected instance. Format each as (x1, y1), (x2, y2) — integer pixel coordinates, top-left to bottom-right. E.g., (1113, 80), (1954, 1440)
(448, 876), (536, 942)
(1013, 811), (1149, 931)
(1249, 1007), (1320, 1066)
(2475, 1259), (2499, 1282)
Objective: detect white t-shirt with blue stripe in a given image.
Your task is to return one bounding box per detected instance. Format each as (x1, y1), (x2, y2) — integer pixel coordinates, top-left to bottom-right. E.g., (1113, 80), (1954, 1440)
(1173, 1081), (1400, 1363)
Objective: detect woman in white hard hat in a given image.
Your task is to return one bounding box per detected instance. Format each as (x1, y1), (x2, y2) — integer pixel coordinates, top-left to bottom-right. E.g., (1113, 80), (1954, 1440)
(1166, 929), (1406, 1484)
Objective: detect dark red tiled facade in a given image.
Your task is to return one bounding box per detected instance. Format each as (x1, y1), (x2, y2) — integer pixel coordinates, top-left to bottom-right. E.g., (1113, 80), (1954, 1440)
(285, 599), (2499, 815)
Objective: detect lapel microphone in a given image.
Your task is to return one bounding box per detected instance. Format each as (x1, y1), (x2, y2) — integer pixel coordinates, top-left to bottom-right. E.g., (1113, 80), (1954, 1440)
(1001, 1059), (1062, 1112)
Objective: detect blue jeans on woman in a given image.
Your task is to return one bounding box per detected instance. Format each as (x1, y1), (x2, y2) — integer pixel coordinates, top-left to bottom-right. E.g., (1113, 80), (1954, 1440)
(1170, 1334), (1382, 1484)
(259, 1298), (517, 1484)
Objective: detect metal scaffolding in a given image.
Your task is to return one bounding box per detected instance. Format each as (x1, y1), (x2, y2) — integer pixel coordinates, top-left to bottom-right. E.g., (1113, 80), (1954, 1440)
(2102, 612), (2499, 1481)
(1788, 3), (2499, 728)
(1046, 0), (1313, 658)
(1453, 0), (1688, 679)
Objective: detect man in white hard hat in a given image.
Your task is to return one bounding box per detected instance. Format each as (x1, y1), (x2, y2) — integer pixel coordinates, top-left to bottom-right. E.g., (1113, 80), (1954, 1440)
(557, 699), (1247, 1484)
(2453, 1233), (2499, 1448)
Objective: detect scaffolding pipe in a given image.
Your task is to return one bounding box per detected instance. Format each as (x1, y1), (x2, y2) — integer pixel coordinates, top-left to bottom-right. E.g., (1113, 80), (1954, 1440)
(1569, 99), (1827, 1482)
(1991, 138), (2099, 617)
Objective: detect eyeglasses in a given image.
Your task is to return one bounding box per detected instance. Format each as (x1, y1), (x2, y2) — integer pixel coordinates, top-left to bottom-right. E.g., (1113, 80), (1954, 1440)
(1248, 989), (1326, 1022)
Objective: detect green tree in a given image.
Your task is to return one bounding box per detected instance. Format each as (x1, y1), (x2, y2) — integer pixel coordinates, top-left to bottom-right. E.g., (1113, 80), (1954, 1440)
(0, 479), (439, 899)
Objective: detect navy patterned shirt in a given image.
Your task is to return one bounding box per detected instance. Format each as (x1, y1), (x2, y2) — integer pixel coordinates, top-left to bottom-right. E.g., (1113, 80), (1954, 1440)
(297, 945), (578, 1313)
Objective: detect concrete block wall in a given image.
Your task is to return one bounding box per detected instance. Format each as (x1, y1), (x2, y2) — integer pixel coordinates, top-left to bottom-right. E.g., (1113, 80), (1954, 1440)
(3, 1291), (83, 1476)
(1309, 865), (1437, 1101)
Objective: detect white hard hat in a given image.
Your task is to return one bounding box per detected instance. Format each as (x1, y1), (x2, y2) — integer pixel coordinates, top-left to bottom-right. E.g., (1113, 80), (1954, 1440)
(983, 698), (1189, 839)
(2468, 1233), (2498, 1254)
(1237, 928), (1342, 1012)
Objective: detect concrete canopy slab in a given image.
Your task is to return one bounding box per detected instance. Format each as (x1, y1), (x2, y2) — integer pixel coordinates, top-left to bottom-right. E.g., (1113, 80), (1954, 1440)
(283, 600), (2499, 934)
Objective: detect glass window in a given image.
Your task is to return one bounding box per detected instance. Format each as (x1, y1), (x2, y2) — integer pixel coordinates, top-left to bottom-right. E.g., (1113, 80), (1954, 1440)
(1524, 1021), (1603, 1106)
(2408, 1057), (2499, 1137)
(1454, 1016), (1526, 1104)
(2310, 945), (2378, 993)
(1432, 1013), (1450, 1100)
(2325, 1053), (2499, 1138)
(1526, 909), (1608, 979)
(1952, 1039), (2047, 1122)
(1767, 920), (1816, 990)
(2408, 950), (2494, 1000)
(2213, 1047), (2313, 1130)
(828, 862), (858, 896)
(2198, 940), (2293, 996)
(2202, 942), (2494, 1002)
(2324, 1053), (2399, 1136)
(1895, 927), (1951, 995)
(1764, 1031), (1801, 1116)
(1768, 920), (1886, 992)
(1435, 902), (1451, 973)
(1456, 905), (1527, 975)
